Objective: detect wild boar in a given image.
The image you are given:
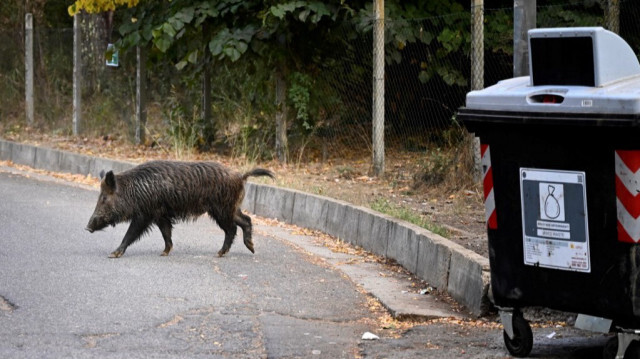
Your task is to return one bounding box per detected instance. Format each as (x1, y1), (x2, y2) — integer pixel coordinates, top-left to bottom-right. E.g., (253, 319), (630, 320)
(86, 160), (274, 258)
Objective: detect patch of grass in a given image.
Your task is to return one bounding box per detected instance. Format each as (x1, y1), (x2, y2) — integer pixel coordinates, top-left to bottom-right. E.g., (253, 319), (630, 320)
(336, 166), (358, 179)
(370, 198), (450, 238)
(413, 147), (451, 186)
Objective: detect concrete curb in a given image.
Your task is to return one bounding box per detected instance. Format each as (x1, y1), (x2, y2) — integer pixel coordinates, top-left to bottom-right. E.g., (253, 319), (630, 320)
(0, 139), (491, 316)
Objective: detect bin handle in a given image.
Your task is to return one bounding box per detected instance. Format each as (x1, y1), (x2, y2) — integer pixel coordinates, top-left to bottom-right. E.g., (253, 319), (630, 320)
(528, 93), (565, 104)
(527, 89), (567, 104)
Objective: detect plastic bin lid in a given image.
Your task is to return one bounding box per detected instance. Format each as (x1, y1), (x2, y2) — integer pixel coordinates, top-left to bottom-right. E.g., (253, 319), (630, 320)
(529, 27), (640, 87)
(464, 27), (640, 115)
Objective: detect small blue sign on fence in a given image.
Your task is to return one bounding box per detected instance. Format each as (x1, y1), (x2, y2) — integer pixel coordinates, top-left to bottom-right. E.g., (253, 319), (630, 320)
(106, 43), (119, 67)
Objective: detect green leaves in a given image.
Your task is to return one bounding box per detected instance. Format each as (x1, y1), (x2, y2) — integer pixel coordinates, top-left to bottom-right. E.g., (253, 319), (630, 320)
(437, 67), (466, 87)
(171, 6), (194, 27)
(175, 49), (199, 70)
(307, 2), (332, 22)
(288, 72), (313, 127)
(151, 6), (196, 53)
(437, 28), (463, 53)
(209, 26), (256, 62)
(270, 2), (306, 18)
(116, 0), (350, 72)
(193, 2), (219, 27)
(269, 1), (333, 23)
(152, 25), (173, 53)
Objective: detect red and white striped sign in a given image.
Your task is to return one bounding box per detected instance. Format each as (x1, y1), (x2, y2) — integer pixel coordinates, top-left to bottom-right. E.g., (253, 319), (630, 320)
(615, 150), (640, 243)
(481, 144), (497, 229)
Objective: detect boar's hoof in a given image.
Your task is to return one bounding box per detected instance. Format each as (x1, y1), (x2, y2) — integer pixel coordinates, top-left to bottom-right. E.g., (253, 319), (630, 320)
(244, 241), (255, 254)
(161, 244), (172, 256)
(109, 250), (124, 258)
(217, 249), (228, 257)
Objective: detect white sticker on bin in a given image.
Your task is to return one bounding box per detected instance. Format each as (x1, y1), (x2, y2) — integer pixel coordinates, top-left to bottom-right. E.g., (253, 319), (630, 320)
(520, 168), (591, 273)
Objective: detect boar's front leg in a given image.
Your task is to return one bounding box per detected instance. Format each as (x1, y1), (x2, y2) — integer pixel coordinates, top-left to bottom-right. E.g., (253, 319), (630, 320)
(110, 217), (151, 258)
(155, 217), (173, 256)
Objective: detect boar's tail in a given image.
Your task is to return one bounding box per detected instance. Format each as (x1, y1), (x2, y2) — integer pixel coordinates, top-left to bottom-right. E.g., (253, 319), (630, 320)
(242, 168), (275, 181)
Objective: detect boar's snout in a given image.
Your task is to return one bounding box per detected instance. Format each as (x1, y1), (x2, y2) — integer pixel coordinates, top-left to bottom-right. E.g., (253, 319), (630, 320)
(86, 215), (107, 233)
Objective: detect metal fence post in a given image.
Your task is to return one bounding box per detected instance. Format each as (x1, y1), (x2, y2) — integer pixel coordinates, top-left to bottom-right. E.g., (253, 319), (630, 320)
(470, 0), (484, 182)
(471, 0), (484, 91)
(73, 12), (82, 135)
(25, 13), (34, 127)
(135, 46), (147, 145)
(372, 0), (385, 177)
(513, 0), (536, 77)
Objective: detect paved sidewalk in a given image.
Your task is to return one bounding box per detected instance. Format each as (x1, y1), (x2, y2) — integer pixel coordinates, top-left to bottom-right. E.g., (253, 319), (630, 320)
(254, 220), (466, 320)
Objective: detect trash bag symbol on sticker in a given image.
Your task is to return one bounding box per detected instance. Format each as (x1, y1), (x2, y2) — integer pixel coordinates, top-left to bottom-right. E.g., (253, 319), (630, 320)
(545, 185), (561, 219)
(540, 183), (565, 222)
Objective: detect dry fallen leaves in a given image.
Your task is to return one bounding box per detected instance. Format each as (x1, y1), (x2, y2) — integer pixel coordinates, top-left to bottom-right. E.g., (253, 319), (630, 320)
(0, 160), (100, 187)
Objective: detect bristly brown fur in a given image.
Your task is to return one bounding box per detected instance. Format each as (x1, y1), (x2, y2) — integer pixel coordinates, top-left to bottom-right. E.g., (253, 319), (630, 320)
(86, 160), (274, 258)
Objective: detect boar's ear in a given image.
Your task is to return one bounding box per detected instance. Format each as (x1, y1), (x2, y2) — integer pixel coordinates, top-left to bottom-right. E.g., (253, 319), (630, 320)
(99, 169), (106, 180)
(104, 170), (116, 193)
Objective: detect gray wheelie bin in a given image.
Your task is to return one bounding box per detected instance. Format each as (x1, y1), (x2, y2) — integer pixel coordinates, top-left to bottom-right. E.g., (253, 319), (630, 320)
(458, 27), (640, 359)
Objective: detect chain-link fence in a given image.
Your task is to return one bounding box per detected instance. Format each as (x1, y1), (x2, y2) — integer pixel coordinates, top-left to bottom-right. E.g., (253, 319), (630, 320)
(2, 1), (640, 183)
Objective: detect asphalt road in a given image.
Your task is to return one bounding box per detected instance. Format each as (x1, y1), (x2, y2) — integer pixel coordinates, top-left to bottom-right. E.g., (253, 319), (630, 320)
(0, 171), (375, 358)
(0, 168), (616, 358)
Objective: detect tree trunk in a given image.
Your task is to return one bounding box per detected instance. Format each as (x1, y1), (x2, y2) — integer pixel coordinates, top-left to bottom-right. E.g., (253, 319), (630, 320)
(605, 0), (620, 34)
(275, 68), (288, 164)
(201, 22), (213, 142)
(25, 13), (34, 126)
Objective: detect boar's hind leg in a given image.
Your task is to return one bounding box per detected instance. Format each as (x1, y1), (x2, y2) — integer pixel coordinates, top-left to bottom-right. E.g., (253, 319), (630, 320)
(213, 212), (237, 257)
(110, 217), (151, 258)
(234, 209), (254, 254)
(156, 217), (173, 256)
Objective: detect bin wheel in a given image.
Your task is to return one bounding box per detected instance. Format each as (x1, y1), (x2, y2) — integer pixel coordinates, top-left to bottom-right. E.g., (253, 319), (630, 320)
(503, 315), (533, 357)
(603, 337), (618, 359)
(602, 337), (640, 359)
(625, 341), (640, 359)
